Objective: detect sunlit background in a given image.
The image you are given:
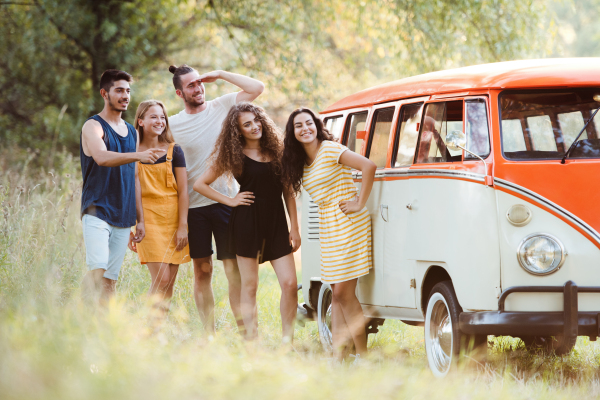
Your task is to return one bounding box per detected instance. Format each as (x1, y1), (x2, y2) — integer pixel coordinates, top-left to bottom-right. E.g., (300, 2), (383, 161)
(2, 1), (600, 399)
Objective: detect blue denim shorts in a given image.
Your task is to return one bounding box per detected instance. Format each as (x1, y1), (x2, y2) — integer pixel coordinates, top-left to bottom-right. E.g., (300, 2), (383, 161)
(82, 214), (131, 280)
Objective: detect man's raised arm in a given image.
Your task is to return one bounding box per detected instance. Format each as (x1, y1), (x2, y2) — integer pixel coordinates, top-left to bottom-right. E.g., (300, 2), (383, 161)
(81, 119), (165, 167)
(198, 70), (264, 103)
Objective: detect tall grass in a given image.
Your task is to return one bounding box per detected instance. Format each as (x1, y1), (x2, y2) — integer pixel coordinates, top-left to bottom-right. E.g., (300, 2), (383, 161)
(2, 150), (600, 399)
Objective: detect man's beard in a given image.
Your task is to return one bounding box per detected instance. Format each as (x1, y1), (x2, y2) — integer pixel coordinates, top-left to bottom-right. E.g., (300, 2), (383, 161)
(184, 92), (205, 107)
(107, 94), (128, 111)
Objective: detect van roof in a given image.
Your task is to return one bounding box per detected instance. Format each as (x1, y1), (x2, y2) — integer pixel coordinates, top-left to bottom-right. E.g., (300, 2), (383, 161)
(322, 58), (600, 114)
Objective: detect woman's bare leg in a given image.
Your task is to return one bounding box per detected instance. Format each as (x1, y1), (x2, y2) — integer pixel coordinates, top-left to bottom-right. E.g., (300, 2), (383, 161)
(270, 253), (298, 342)
(147, 262), (173, 314)
(331, 294), (353, 361)
(164, 264), (180, 308)
(236, 255), (260, 340)
(331, 279), (367, 357)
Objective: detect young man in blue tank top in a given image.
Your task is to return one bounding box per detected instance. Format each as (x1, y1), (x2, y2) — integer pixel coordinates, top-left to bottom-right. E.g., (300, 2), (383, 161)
(80, 69), (167, 305)
(168, 65), (264, 333)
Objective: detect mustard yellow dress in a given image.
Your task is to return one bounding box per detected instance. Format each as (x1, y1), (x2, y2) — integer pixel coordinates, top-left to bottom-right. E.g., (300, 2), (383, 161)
(302, 140), (372, 283)
(136, 143), (190, 265)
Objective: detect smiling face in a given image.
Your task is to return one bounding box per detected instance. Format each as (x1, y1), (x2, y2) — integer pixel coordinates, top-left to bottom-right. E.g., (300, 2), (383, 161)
(176, 71), (205, 107)
(103, 79), (131, 112)
(293, 112), (318, 144)
(238, 111), (262, 142)
(138, 105), (166, 138)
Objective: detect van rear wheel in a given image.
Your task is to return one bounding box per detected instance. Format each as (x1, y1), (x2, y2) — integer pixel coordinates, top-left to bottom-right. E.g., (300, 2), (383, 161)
(316, 282), (356, 356)
(425, 281), (486, 377)
(317, 283), (333, 352)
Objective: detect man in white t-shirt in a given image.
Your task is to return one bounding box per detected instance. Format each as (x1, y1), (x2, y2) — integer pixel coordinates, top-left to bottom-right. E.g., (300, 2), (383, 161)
(168, 64), (264, 333)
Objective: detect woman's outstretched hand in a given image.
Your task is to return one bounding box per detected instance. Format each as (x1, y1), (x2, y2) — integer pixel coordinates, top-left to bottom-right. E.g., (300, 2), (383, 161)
(228, 191), (255, 207)
(339, 200), (362, 215)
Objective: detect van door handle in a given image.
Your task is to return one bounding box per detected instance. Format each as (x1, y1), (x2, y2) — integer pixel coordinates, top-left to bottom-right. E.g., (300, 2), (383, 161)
(380, 204), (388, 222)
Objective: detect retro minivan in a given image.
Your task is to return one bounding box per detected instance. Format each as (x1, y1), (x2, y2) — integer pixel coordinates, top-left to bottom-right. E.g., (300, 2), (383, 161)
(298, 58), (600, 376)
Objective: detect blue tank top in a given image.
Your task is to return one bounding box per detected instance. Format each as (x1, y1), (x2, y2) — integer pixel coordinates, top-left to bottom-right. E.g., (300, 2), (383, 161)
(80, 115), (137, 227)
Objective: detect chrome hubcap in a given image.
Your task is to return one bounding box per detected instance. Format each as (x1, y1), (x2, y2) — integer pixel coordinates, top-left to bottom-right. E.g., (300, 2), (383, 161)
(429, 299), (452, 373)
(320, 288), (333, 350)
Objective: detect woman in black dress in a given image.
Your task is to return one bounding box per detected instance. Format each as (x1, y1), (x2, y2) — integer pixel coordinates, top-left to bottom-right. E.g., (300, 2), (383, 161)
(193, 103), (300, 342)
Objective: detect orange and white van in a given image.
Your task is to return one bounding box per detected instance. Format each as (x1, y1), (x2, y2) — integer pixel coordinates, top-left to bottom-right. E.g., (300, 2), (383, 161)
(299, 58), (600, 376)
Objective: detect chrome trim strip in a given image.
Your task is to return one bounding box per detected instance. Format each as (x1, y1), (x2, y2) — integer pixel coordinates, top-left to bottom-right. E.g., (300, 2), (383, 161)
(357, 168), (486, 182)
(494, 177), (600, 243)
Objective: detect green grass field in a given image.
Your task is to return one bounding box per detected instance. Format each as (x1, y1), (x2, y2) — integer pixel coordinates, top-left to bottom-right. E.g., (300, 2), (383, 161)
(2, 151), (600, 399)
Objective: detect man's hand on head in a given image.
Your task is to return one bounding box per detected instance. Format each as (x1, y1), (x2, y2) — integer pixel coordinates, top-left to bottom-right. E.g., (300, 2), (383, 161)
(197, 70), (221, 83)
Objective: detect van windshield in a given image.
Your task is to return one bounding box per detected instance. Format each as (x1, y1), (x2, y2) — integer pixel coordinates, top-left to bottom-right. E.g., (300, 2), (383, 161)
(500, 89), (600, 160)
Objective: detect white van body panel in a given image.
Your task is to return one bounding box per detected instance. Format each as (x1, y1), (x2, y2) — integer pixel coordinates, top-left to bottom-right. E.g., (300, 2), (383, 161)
(300, 190), (322, 304)
(382, 174), (417, 308)
(406, 172), (501, 311)
(358, 177), (386, 306)
(495, 188), (600, 312)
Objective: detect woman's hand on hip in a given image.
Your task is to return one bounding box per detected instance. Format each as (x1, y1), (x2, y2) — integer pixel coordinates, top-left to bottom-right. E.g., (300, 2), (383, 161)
(339, 200), (362, 215)
(228, 191), (254, 207)
(175, 225), (188, 251)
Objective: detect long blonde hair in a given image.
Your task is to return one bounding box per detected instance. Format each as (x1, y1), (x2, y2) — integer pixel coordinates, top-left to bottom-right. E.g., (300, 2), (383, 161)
(134, 100), (174, 144)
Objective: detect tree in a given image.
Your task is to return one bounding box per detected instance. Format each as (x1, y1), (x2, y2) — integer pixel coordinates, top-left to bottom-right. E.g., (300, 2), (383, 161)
(0, 0), (554, 157)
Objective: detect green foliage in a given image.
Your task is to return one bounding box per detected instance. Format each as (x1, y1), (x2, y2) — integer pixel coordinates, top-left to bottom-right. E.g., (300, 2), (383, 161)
(550, 0), (600, 57)
(0, 0), (554, 159)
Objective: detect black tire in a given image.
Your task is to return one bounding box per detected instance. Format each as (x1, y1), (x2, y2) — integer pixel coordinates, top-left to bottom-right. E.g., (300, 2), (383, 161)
(425, 280), (487, 377)
(521, 335), (576, 355)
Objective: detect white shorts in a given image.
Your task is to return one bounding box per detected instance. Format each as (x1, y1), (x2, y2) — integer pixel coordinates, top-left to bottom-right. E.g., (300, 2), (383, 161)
(82, 214), (131, 280)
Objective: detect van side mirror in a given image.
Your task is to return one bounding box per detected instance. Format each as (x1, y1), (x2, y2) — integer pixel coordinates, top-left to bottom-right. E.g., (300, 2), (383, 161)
(356, 130), (367, 140)
(446, 130), (466, 151)
(446, 130), (493, 187)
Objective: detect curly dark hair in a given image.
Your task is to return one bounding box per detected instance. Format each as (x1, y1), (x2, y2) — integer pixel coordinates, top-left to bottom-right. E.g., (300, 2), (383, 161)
(210, 102), (283, 179)
(281, 107), (333, 196)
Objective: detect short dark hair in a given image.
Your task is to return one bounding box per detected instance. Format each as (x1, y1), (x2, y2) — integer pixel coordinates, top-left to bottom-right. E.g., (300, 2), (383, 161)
(99, 69), (133, 92)
(169, 64), (196, 90)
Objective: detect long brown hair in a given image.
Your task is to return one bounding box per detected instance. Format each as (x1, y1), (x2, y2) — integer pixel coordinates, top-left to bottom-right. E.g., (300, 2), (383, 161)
(134, 100), (174, 144)
(281, 107), (333, 196)
(210, 102), (283, 178)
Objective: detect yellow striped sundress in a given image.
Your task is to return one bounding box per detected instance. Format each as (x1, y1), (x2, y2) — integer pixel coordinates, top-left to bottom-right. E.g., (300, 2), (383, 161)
(302, 140), (372, 284)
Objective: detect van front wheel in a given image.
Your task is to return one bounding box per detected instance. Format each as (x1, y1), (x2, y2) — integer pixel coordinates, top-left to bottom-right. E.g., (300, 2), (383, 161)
(425, 281), (486, 377)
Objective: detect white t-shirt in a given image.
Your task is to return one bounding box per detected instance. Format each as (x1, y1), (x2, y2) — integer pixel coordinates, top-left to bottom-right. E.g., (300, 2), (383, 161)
(170, 92), (239, 208)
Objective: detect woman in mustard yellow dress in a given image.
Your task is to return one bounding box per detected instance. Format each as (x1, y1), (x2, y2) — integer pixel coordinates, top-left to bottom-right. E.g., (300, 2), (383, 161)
(129, 100), (190, 310)
(282, 107), (376, 361)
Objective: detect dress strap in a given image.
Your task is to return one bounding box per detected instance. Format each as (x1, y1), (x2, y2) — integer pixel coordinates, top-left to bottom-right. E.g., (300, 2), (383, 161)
(166, 142), (175, 162)
(165, 143), (176, 188)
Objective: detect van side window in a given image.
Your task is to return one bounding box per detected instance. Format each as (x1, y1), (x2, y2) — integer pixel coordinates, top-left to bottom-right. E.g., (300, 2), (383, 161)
(415, 101), (463, 163)
(343, 112), (368, 153)
(465, 100), (491, 159)
(366, 107), (395, 168)
(324, 115), (345, 142)
(393, 103), (423, 166)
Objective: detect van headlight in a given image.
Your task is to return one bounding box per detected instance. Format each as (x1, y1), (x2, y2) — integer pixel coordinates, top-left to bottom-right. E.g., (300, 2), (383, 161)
(517, 233), (566, 275)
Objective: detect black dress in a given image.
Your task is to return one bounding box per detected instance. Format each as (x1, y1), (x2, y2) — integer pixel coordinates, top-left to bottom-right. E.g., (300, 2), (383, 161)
(228, 155), (292, 263)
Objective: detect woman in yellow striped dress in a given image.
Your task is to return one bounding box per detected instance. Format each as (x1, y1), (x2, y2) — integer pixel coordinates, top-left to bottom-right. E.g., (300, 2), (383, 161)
(282, 108), (376, 361)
